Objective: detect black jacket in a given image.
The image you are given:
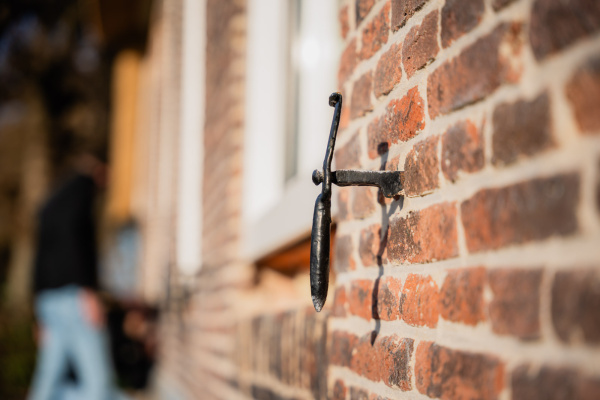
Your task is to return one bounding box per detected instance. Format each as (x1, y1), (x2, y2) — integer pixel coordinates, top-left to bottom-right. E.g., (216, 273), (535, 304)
(33, 173), (98, 294)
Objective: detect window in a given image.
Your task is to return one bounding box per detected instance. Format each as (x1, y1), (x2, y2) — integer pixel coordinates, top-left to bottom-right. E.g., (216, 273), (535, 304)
(243, 0), (340, 260)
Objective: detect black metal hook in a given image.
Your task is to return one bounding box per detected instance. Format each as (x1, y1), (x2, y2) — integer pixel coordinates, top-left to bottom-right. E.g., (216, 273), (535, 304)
(309, 92), (404, 312)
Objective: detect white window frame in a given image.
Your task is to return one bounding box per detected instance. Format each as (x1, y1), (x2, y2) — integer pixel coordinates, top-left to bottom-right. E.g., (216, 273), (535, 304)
(242, 0), (340, 261)
(176, 0), (206, 275)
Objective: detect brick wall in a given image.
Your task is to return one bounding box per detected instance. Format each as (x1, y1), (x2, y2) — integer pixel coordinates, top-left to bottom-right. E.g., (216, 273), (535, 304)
(149, 0), (600, 399)
(330, 0), (600, 399)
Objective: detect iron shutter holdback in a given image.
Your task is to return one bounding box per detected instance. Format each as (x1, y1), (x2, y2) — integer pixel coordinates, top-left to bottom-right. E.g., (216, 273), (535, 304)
(310, 93), (404, 312)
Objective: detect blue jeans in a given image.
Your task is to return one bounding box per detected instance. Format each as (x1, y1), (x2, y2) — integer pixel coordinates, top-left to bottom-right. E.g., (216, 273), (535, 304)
(29, 286), (116, 400)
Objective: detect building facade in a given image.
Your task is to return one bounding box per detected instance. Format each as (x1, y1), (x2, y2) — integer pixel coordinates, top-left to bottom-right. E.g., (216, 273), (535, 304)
(118, 0), (600, 399)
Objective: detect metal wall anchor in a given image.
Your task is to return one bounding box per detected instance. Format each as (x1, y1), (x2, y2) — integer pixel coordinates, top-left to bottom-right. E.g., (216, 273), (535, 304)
(310, 92), (404, 312)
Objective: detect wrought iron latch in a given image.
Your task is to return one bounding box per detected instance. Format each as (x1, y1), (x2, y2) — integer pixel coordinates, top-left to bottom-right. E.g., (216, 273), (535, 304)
(310, 93), (403, 312)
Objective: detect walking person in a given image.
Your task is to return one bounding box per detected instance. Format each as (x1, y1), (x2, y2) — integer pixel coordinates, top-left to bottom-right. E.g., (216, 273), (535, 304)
(28, 152), (115, 400)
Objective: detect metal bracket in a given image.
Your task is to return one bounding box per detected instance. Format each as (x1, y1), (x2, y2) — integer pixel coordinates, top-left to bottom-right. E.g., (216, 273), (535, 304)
(310, 92), (404, 312)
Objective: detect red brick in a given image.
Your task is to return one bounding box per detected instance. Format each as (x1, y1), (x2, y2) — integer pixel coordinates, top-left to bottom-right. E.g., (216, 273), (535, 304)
(488, 268), (543, 340)
(442, 120), (484, 182)
(461, 174), (580, 252)
(375, 276), (401, 321)
(367, 87), (425, 158)
(338, 188), (351, 221)
(349, 280), (374, 320)
(352, 187), (377, 219)
(332, 286), (348, 317)
(332, 380), (347, 400)
(389, 202), (458, 264)
(402, 10), (439, 77)
(330, 331), (358, 367)
(415, 342), (504, 400)
(552, 269), (600, 344)
(359, 224), (387, 267)
(334, 235), (356, 273)
(566, 56), (600, 134)
(428, 23), (523, 118)
(439, 267), (486, 325)
(356, 0), (376, 25)
(441, 0), (485, 48)
(350, 333), (414, 388)
(340, 6), (351, 39)
(512, 364), (600, 400)
(340, 87), (351, 131)
(351, 72), (373, 119)
(400, 274), (439, 328)
(336, 133), (361, 169)
(374, 43), (402, 98)
(391, 0), (428, 31)
(376, 335), (413, 390)
(339, 39), (358, 84)
(350, 334), (380, 380)
(492, 92), (554, 166)
(360, 2), (390, 60)
(404, 136), (439, 197)
(530, 0), (600, 60)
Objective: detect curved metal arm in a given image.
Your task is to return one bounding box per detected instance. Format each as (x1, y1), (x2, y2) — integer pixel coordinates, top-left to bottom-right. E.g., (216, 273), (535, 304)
(310, 93), (403, 312)
(310, 93), (342, 312)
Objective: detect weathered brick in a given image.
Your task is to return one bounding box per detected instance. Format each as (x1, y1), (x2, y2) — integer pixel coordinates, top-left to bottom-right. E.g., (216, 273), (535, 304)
(377, 335), (413, 390)
(461, 174), (580, 252)
(566, 56), (600, 134)
(334, 235), (356, 273)
(375, 276), (401, 321)
(402, 10), (439, 78)
(350, 334), (380, 380)
(340, 6), (350, 39)
(340, 87), (351, 131)
(349, 280), (374, 320)
(339, 39), (358, 84)
(400, 274), (439, 328)
(356, 0), (376, 26)
(367, 87), (425, 158)
(332, 286), (348, 317)
(488, 268), (543, 339)
(330, 331), (358, 367)
(352, 187), (377, 219)
(512, 365), (600, 400)
(360, 2), (390, 60)
(428, 23), (523, 118)
(351, 72), (373, 119)
(350, 333), (414, 388)
(391, 0), (428, 31)
(359, 224), (387, 267)
(552, 269), (600, 344)
(336, 133), (361, 169)
(441, 0), (485, 48)
(442, 120), (484, 182)
(374, 43), (402, 98)
(439, 267), (486, 325)
(492, 92), (554, 166)
(530, 0), (600, 60)
(389, 202), (458, 264)
(404, 136), (439, 197)
(333, 379), (347, 400)
(492, 0), (517, 11)
(415, 342), (504, 400)
(338, 188), (351, 221)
